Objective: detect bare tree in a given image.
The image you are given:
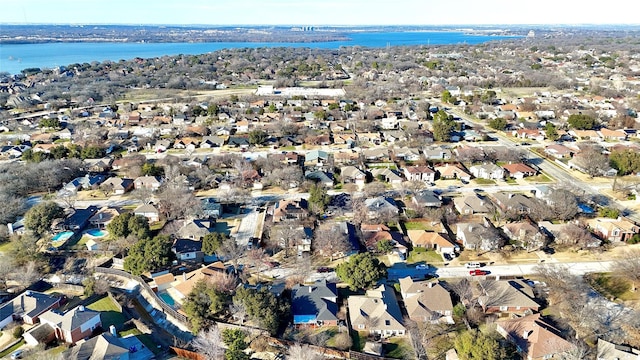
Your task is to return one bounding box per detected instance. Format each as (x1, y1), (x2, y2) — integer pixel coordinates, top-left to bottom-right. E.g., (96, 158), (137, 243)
(287, 343), (323, 360)
(571, 146), (610, 178)
(191, 326), (224, 360)
(14, 261), (41, 290)
(218, 238), (245, 274)
(0, 256), (14, 290)
(313, 222), (350, 261)
(611, 249), (640, 291)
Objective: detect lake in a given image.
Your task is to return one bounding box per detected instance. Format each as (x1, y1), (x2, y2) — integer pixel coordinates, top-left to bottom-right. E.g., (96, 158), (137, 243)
(0, 31), (519, 75)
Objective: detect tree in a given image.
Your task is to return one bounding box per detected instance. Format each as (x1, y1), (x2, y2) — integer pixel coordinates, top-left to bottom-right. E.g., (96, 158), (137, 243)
(545, 188), (579, 221)
(183, 279), (229, 332)
(24, 201), (64, 236)
(123, 235), (173, 275)
(233, 287), (290, 335)
(612, 249), (640, 291)
(609, 149), (640, 176)
(207, 103), (219, 116)
(222, 329), (249, 360)
(432, 110), (456, 142)
(568, 114), (597, 130)
(441, 90), (453, 104)
(141, 163), (164, 176)
(376, 239), (394, 254)
(10, 234), (43, 266)
(191, 326), (224, 360)
(545, 122), (559, 141)
(453, 329), (501, 360)
(39, 118), (61, 129)
(308, 183), (329, 215)
(202, 232), (228, 256)
(107, 213), (150, 240)
(598, 206), (620, 219)
(488, 117), (507, 131)
(336, 253), (387, 290)
(288, 343), (323, 360)
(0, 193), (27, 225)
(572, 146), (609, 178)
(313, 222), (350, 261)
(248, 129), (268, 146)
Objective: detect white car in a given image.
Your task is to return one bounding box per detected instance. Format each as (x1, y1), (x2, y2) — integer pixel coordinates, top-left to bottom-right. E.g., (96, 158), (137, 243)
(415, 264), (429, 270)
(465, 262), (482, 269)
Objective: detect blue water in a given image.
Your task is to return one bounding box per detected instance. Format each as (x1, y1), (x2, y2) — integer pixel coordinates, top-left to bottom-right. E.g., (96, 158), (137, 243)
(86, 228), (107, 237)
(51, 231), (74, 242)
(158, 292), (176, 307)
(0, 31), (519, 75)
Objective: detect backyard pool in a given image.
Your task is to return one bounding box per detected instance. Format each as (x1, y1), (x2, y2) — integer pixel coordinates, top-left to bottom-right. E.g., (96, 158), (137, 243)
(158, 291), (177, 308)
(86, 228), (107, 237)
(51, 231), (74, 242)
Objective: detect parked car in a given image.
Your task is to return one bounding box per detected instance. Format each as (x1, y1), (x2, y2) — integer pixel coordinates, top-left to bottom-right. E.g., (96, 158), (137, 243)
(415, 264), (429, 270)
(11, 350), (23, 360)
(465, 262), (482, 269)
(443, 253), (453, 261)
(469, 269), (489, 276)
(317, 267), (333, 273)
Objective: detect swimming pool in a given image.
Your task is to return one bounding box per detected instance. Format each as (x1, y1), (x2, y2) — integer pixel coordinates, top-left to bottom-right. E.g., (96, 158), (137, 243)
(86, 229), (107, 237)
(51, 231), (74, 242)
(158, 292), (176, 307)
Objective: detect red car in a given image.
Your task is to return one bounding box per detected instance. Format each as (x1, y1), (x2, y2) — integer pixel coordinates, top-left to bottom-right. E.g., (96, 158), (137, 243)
(469, 269), (488, 276)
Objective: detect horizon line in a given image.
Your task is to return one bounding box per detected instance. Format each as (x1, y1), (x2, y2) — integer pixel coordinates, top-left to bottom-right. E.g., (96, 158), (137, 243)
(2, 22), (640, 27)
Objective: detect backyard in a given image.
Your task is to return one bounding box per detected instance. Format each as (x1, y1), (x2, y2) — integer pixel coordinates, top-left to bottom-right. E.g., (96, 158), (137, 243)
(86, 295), (127, 331)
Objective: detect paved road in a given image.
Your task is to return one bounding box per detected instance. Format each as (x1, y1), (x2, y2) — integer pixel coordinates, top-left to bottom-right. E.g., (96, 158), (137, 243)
(433, 260), (614, 278)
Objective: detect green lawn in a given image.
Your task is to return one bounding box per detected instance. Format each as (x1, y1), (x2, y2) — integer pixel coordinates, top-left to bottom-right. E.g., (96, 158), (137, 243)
(0, 340), (25, 358)
(0, 240), (14, 253)
(505, 178), (517, 184)
(407, 248), (443, 264)
(473, 178), (496, 185)
(351, 331), (368, 351)
(384, 337), (415, 359)
(404, 222), (429, 231)
(86, 295), (127, 330)
(526, 174), (553, 183)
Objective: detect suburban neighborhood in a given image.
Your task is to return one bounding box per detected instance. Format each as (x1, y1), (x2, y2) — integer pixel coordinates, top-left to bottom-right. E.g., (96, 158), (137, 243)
(1, 28), (640, 360)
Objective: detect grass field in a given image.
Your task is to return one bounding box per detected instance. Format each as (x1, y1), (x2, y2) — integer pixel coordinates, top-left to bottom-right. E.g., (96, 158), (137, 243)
(0, 339), (25, 358)
(86, 295), (127, 330)
(119, 328), (162, 355)
(384, 337), (415, 359)
(407, 248), (443, 264)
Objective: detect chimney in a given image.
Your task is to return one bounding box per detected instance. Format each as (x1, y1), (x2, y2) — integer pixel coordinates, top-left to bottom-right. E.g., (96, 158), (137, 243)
(78, 305), (85, 312)
(109, 324), (117, 337)
(183, 272), (187, 282)
(523, 330), (531, 339)
(508, 193), (514, 199)
(7, 223), (13, 235)
(428, 282), (434, 288)
(309, 286), (313, 293)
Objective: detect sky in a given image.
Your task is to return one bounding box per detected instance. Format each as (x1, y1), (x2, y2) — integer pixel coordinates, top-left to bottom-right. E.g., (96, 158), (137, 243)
(1, 0), (638, 26)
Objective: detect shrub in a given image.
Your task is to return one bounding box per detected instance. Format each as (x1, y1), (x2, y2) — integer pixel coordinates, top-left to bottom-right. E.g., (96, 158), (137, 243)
(13, 326), (24, 338)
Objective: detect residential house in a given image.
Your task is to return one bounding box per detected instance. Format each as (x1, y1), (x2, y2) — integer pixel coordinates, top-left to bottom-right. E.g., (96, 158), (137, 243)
(361, 224), (405, 252)
(362, 148), (389, 162)
(587, 217), (640, 242)
(172, 238), (204, 262)
(423, 146), (452, 160)
(134, 203), (160, 222)
(543, 144), (573, 159)
(512, 128), (545, 141)
(333, 133), (357, 147)
(470, 163), (505, 180)
(435, 164), (471, 182)
(357, 132), (382, 145)
(478, 279), (540, 314)
(84, 158), (113, 173)
(201, 135), (225, 148)
(569, 129), (601, 141)
(497, 314), (575, 360)
(61, 206), (99, 231)
(412, 190), (442, 207)
(392, 147), (422, 162)
(598, 128), (627, 141)
(172, 262), (232, 301)
(39, 305), (101, 344)
(370, 168), (403, 185)
(304, 150), (330, 167)
(364, 197), (398, 219)
(341, 166), (367, 186)
(399, 277), (454, 324)
(177, 219), (213, 240)
(201, 198), (222, 218)
(305, 170), (334, 188)
(133, 176), (161, 191)
(453, 194), (494, 215)
(456, 218), (503, 251)
(503, 221), (547, 251)
(291, 279), (338, 327)
(65, 175), (107, 192)
(538, 221), (601, 248)
(403, 166), (436, 183)
(0, 291), (62, 329)
(100, 177), (133, 195)
(596, 338), (640, 360)
(407, 230), (459, 255)
(348, 284), (406, 337)
(271, 225), (313, 256)
(62, 333), (154, 360)
(492, 193), (536, 215)
(272, 199), (309, 222)
(227, 136), (250, 149)
(88, 207), (121, 230)
(154, 139), (171, 152)
(502, 163), (537, 179)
